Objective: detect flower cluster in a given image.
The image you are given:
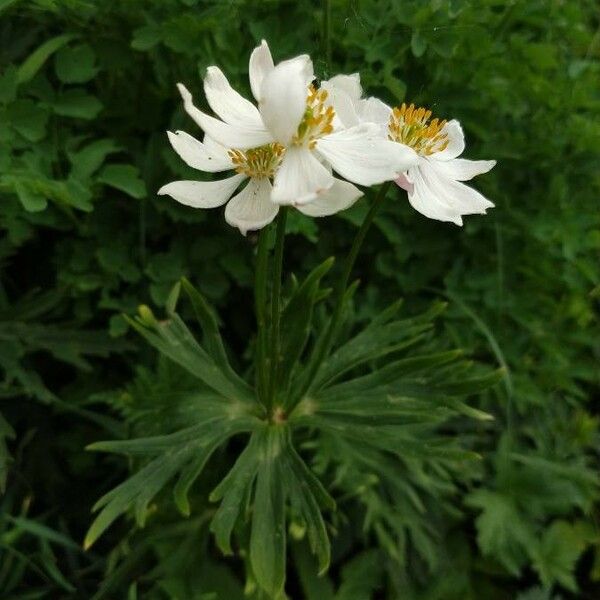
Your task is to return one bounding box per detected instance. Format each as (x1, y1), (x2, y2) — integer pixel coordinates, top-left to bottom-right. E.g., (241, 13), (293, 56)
(159, 40), (495, 233)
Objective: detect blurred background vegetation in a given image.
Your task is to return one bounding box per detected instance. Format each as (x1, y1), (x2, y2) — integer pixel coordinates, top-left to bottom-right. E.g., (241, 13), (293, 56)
(0, 0), (598, 598)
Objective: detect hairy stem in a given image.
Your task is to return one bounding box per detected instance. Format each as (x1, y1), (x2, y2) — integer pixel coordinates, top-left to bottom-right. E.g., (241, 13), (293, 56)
(267, 207), (288, 413)
(254, 227), (270, 409)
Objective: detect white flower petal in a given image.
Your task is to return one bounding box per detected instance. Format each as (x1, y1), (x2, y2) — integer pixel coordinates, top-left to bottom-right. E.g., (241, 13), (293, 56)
(204, 66), (263, 129)
(407, 160), (494, 225)
(177, 83), (272, 150)
(166, 131), (232, 172)
(249, 40), (274, 102)
(202, 134), (232, 163)
(395, 172), (414, 194)
(432, 119), (465, 160)
(320, 82), (359, 129)
(259, 55), (314, 145)
(271, 146), (333, 206)
(158, 173), (246, 209)
(358, 97), (392, 130)
(296, 178), (362, 217)
(325, 73), (362, 103)
(430, 158), (496, 181)
(315, 124), (418, 186)
(407, 166), (462, 224)
(225, 177), (278, 235)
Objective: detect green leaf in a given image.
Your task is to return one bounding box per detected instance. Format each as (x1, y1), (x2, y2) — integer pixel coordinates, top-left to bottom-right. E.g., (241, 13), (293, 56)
(336, 550), (384, 600)
(411, 30), (428, 57)
(292, 542), (336, 600)
(54, 44), (98, 83)
(285, 441), (334, 511)
(165, 280), (181, 314)
(172, 440), (225, 517)
(131, 24), (162, 51)
(313, 301), (446, 390)
(14, 182), (47, 212)
(85, 451), (189, 549)
(466, 490), (535, 576)
(286, 210), (319, 243)
(63, 177), (94, 211)
(434, 369), (506, 396)
(283, 440), (333, 573)
(532, 521), (585, 592)
(38, 539), (76, 592)
(6, 516), (80, 551)
(125, 310), (251, 401)
(250, 426), (287, 597)
(180, 277), (251, 395)
(382, 70), (407, 103)
(69, 138), (121, 180)
(210, 432), (261, 554)
(52, 89), (103, 119)
(516, 587), (556, 600)
(86, 419), (253, 547)
(17, 34), (74, 83)
(97, 164), (146, 199)
(7, 100), (48, 141)
(88, 420), (230, 456)
(319, 349), (463, 400)
(280, 257), (334, 388)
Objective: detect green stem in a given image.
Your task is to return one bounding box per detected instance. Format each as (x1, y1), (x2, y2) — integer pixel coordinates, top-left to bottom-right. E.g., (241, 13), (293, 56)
(287, 181), (391, 411)
(254, 228), (270, 409)
(267, 207), (288, 413)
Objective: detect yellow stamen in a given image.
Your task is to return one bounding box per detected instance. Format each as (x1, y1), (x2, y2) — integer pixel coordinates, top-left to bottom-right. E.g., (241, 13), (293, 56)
(388, 103), (449, 156)
(293, 85), (335, 147)
(228, 143), (285, 178)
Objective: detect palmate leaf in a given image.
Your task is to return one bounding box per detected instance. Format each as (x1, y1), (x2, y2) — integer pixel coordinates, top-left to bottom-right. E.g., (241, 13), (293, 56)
(312, 300), (447, 390)
(294, 329), (499, 449)
(93, 284), (500, 596)
(88, 284), (337, 596)
(210, 425), (334, 597)
(85, 411), (260, 549)
(284, 298), (501, 570)
(124, 305), (252, 402)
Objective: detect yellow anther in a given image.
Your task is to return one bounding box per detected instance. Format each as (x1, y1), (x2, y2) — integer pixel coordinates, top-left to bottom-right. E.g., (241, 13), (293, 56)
(227, 143), (285, 178)
(292, 84), (336, 147)
(388, 103), (449, 156)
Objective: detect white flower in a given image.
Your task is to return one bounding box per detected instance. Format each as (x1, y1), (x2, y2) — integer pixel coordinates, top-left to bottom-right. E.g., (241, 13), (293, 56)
(324, 75), (496, 225)
(158, 129), (283, 235)
(183, 40), (418, 207)
(158, 43), (368, 234)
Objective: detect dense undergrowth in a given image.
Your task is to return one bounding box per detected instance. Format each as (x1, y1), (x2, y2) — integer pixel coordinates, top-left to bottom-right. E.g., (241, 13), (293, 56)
(0, 1), (598, 598)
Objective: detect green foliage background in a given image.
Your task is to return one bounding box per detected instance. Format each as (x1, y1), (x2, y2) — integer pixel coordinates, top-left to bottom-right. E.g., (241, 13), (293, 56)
(0, 0), (598, 598)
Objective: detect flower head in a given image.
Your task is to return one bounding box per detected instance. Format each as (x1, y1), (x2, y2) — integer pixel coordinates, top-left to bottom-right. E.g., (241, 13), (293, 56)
(254, 46), (418, 206)
(158, 126), (278, 235)
(324, 75), (496, 225)
(158, 42), (369, 234)
(179, 41), (417, 209)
